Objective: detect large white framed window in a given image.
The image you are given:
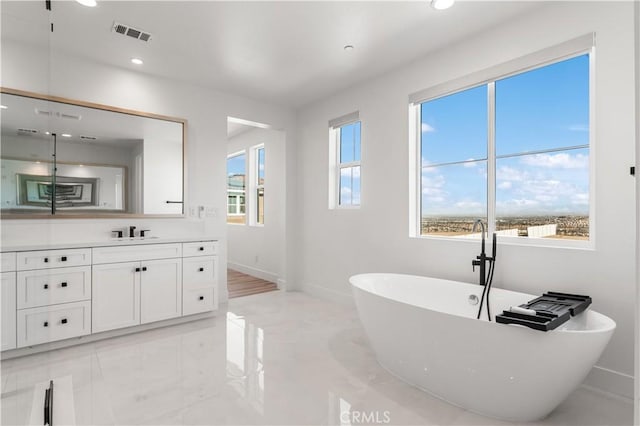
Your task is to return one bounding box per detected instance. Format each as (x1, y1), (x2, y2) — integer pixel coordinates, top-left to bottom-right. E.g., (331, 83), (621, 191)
(329, 112), (361, 209)
(227, 151), (246, 224)
(409, 34), (594, 247)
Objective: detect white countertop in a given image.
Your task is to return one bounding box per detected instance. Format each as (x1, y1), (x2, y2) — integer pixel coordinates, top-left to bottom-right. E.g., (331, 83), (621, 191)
(1, 236), (219, 252)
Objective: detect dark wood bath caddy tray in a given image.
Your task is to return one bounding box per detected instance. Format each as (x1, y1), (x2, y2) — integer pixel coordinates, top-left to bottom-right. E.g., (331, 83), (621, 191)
(496, 292), (592, 331)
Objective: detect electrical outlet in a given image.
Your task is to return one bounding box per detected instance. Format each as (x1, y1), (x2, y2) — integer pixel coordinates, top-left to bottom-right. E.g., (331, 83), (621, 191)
(205, 207), (217, 217)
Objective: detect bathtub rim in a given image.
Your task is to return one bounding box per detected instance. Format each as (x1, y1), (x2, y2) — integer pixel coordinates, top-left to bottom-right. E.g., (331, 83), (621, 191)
(350, 272), (616, 334)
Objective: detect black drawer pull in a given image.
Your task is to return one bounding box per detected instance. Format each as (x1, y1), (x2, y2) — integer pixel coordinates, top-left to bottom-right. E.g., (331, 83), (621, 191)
(61, 318), (68, 324)
(199, 267), (204, 272)
(199, 296), (204, 301)
(61, 256), (67, 262)
(142, 266), (147, 272)
(135, 267), (141, 272)
(60, 282), (68, 288)
(44, 284), (49, 290)
(44, 257), (49, 263)
(44, 321), (49, 327)
(199, 247), (204, 251)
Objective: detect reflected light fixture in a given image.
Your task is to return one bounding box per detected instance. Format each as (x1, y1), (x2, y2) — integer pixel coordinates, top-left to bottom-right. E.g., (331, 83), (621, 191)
(75, 0), (97, 6)
(61, 134), (72, 138)
(131, 58), (143, 65)
(431, 0), (455, 10)
(0, 105), (7, 109)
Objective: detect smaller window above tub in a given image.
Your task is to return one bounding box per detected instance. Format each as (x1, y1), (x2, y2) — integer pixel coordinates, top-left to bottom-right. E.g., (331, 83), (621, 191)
(329, 111), (361, 209)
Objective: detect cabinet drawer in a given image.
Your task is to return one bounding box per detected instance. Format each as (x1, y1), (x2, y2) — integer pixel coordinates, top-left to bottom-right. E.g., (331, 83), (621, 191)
(17, 301), (91, 348)
(183, 287), (215, 316)
(1, 252), (16, 273)
(2, 272), (17, 351)
(17, 266), (91, 309)
(93, 243), (182, 264)
(182, 256), (216, 290)
(17, 249), (91, 271)
(182, 241), (217, 258)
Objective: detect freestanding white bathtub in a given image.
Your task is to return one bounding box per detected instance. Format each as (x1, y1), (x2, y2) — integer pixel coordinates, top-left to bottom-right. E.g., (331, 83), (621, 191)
(350, 273), (615, 422)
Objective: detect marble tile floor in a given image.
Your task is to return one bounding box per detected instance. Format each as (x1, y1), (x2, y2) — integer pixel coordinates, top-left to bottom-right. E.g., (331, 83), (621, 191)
(0, 291), (633, 426)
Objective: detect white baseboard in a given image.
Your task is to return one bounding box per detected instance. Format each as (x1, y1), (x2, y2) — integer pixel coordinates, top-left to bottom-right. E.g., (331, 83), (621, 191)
(277, 278), (286, 290)
(227, 262), (278, 284)
(582, 365), (634, 400)
(301, 282), (355, 306)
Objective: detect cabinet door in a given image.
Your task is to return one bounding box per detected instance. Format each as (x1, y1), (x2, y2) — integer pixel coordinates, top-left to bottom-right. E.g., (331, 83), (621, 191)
(140, 258), (182, 324)
(1, 272), (17, 351)
(92, 262), (140, 333)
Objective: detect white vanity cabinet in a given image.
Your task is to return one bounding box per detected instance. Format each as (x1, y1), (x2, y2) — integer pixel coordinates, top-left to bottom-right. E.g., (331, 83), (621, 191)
(2, 239), (218, 353)
(92, 243), (183, 333)
(1, 252), (17, 351)
(14, 248), (92, 348)
(182, 242), (218, 316)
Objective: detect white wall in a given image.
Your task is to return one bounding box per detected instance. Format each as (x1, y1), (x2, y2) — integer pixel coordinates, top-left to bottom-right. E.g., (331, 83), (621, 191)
(226, 127), (286, 285)
(295, 2), (636, 397)
(1, 40), (296, 303)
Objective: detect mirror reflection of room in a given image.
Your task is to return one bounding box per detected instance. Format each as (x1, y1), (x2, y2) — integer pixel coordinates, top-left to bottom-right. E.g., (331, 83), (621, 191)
(0, 91), (184, 216)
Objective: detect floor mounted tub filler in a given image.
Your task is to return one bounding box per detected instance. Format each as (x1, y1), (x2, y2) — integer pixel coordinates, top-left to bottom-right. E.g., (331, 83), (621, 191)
(350, 273), (615, 422)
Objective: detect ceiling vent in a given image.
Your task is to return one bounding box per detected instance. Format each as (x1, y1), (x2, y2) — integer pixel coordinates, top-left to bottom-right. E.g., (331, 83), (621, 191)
(112, 22), (152, 42)
(17, 128), (38, 135)
(80, 135), (97, 141)
(34, 109), (82, 121)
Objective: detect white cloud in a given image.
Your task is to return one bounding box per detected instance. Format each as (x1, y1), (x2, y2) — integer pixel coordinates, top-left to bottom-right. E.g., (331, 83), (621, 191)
(569, 124), (589, 132)
(497, 181), (512, 190)
(571, 193), (589, 205)
(497, 166), (528, 182)
(462, 160), (477, 168)
(521, 153), (588, 169)
(455, 201), (482, 209)
(421, 123), (435, 133)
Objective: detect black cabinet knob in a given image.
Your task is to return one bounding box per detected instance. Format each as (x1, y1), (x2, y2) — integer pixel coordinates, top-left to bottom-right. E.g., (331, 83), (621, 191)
(61, 256), (67, 262)
(199, 267), (204, 272)
(199, 247), (204, 251)
(61, 318), (68, 324)
(43, 321), (49, 327)
(199, 296), (204, 301)
(142, 266), (147, 272)
(43, 284), (49, 290)
(44, 257), (49, 263)
(135, 267), (141, 272)
(60, 282), (68, 288)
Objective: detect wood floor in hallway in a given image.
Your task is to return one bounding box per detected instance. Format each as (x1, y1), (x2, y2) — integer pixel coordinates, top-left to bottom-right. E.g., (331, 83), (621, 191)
(227, 268), (278, 299)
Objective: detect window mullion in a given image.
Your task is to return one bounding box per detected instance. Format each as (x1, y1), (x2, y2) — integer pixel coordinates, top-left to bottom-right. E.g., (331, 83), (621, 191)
(487, 81), (497, 236)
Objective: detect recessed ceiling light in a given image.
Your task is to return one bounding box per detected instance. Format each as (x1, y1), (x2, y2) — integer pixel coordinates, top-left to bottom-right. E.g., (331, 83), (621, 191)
(0, 105), (7, 109)
(131, 58), (143, 65)
(431, 0), (455, 10)
(61, 133), (72, 138)
(344, 45), (354, 51)
(75, 0), (97, 7)
(45, 131), (50, 135)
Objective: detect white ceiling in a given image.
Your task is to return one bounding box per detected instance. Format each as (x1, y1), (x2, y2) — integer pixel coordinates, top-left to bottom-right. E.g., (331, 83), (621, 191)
(1, 1), (544, 108)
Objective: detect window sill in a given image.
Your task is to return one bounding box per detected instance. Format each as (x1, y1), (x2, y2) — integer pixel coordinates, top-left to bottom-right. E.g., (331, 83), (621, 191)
(410, 234), (594, 251)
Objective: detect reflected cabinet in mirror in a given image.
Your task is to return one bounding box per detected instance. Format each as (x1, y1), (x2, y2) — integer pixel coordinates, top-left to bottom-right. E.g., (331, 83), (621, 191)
(0, 88), (186, 217)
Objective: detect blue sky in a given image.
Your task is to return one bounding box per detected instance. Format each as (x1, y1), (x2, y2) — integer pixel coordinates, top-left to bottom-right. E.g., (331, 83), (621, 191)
(340, 122), (361, 205)
(421, 54), (589, 217)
